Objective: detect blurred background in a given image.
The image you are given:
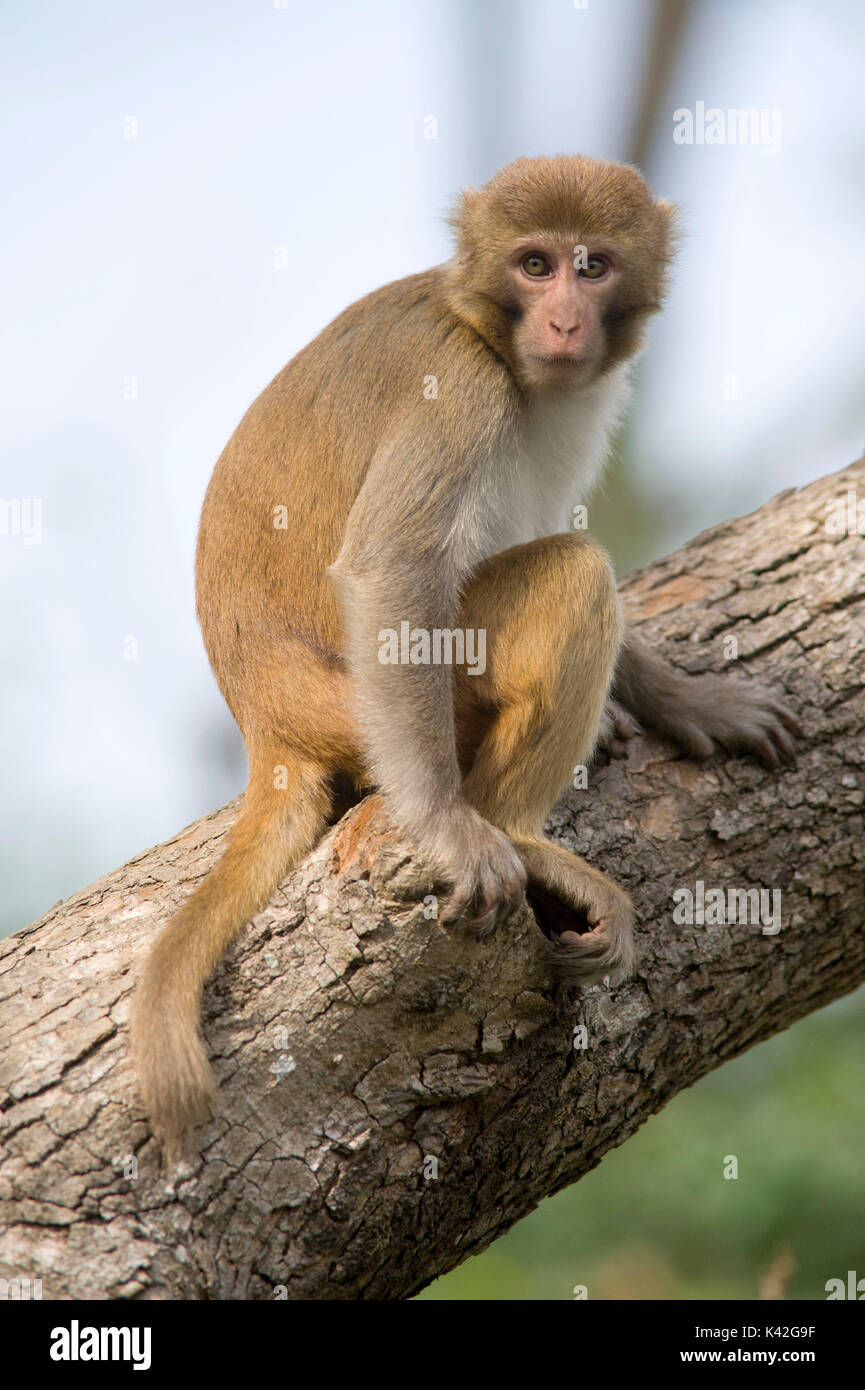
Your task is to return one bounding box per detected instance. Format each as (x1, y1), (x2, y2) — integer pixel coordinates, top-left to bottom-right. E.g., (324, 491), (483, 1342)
(2, 0), (863, 1298)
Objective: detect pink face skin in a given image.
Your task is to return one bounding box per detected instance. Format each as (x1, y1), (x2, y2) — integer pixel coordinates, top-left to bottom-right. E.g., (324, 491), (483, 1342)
(506, 236), (621, 388)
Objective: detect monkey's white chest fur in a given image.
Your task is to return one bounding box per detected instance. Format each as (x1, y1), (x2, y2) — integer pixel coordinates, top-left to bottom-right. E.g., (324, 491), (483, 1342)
(487, 362), (633, 555)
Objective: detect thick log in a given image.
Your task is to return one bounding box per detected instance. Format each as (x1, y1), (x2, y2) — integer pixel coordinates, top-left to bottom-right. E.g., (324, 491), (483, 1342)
(1, 459), (863, 1300)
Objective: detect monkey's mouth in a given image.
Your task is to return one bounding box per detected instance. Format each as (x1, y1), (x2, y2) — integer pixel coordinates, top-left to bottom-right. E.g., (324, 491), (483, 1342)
(530, 352), (591, 373)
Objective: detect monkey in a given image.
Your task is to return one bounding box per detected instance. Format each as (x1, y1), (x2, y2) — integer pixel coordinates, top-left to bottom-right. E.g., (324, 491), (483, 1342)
(130, 154), (800, 1160)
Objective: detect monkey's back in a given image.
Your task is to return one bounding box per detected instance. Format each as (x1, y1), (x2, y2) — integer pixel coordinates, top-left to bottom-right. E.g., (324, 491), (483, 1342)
(193, 267), (500, 740)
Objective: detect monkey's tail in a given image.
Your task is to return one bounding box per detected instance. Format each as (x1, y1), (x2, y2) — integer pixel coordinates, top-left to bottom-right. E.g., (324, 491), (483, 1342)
(129, 753), (331, 1163)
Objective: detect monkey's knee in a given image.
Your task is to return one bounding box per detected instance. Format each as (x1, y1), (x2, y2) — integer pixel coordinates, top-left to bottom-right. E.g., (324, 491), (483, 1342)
(457, 538), (619, 810)
(553, 533), (621, 648)
(459, 533), (620, 727)
(514, 534), (621, 695)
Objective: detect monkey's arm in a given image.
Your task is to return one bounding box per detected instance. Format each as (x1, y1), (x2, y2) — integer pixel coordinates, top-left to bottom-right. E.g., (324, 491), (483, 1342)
(611, 627), (801, 767)
(328, 420), (525, 930)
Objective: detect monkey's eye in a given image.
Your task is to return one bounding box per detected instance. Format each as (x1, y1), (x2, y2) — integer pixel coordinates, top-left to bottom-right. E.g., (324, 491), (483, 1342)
(521, 253), (553, 278)
(580, 255), (610, 280)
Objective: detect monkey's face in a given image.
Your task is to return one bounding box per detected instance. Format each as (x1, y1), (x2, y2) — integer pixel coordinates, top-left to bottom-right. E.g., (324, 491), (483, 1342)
(448, 154), (677, 391)
(504, 237), (621, 388)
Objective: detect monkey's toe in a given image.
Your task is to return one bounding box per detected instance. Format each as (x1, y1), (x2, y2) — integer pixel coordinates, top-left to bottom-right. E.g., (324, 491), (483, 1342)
(524, 862), (635, 985)
(595, 700), (643, 763)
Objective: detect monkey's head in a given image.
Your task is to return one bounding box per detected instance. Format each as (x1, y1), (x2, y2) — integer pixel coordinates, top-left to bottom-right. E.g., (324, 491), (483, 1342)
(447, 154), (677, 390)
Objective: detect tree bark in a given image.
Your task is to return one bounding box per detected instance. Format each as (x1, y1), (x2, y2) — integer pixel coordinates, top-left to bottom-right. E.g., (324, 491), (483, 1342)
(1, 460), (864, 1302)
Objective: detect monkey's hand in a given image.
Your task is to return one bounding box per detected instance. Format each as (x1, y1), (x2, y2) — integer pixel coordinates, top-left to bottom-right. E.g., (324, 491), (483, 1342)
(435, 808), (527, 937)
(517, 838), (635, 984)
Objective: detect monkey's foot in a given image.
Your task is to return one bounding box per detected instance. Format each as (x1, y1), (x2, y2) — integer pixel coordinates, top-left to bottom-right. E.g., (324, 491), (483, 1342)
(595, 698), (642, 761)
(654, 677), (802, 770)
(516, 838), (635, 985)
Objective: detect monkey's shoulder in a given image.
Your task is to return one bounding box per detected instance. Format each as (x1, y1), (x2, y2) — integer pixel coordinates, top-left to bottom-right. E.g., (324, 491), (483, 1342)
(255, 267), (517, 439)
(320, 267), (512, 381)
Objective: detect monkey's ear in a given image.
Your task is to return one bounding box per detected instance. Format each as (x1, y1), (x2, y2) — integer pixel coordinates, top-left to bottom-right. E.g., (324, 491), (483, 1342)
(655, 196), (681, 252)
(447, 187), (480, 248)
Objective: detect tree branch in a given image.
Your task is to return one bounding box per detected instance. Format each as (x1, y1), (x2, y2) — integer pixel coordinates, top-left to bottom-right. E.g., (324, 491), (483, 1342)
(1, 460), (864, 1301)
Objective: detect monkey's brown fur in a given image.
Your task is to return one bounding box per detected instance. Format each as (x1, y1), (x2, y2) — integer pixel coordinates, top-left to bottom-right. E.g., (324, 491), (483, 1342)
(130, 155), (798, 1161)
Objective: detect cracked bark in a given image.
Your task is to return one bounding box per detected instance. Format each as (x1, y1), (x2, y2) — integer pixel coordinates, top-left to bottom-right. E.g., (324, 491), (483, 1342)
(1, 459), (864, 1302)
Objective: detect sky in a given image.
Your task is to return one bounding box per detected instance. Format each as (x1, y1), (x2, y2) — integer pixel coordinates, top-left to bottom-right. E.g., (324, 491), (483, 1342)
(2, 0), (864, 932)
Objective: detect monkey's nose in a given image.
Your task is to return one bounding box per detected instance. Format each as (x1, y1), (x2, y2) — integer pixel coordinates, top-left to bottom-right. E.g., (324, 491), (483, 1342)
(550, 320), (581, 338)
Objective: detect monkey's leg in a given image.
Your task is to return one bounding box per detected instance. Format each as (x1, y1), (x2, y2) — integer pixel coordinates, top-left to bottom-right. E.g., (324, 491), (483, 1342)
(455, 533), (634, 982)
(613, 628), (802, 768)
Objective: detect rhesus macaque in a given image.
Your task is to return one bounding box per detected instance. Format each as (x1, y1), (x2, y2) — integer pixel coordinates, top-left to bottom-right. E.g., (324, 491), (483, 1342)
(131, 155), (799, 1158)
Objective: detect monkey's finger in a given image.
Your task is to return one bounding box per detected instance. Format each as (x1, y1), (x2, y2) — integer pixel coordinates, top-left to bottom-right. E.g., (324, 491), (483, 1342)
(439, 888), (473, 926)
(459, 901), (501, 937)
(472, 877), (525, 931)
(767, 701), (804, 738)
(744, 712), (798, 766)
(458, 869), (525, 936)
(461, 905), (499, 938)
(440, 883), (497, 930)
(766, 720), (797, 764)
(614, 710), (642, 741)
(748, 733), (782, 769)
(680, 725), (717, 761)
(597, 703), (642, 759)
